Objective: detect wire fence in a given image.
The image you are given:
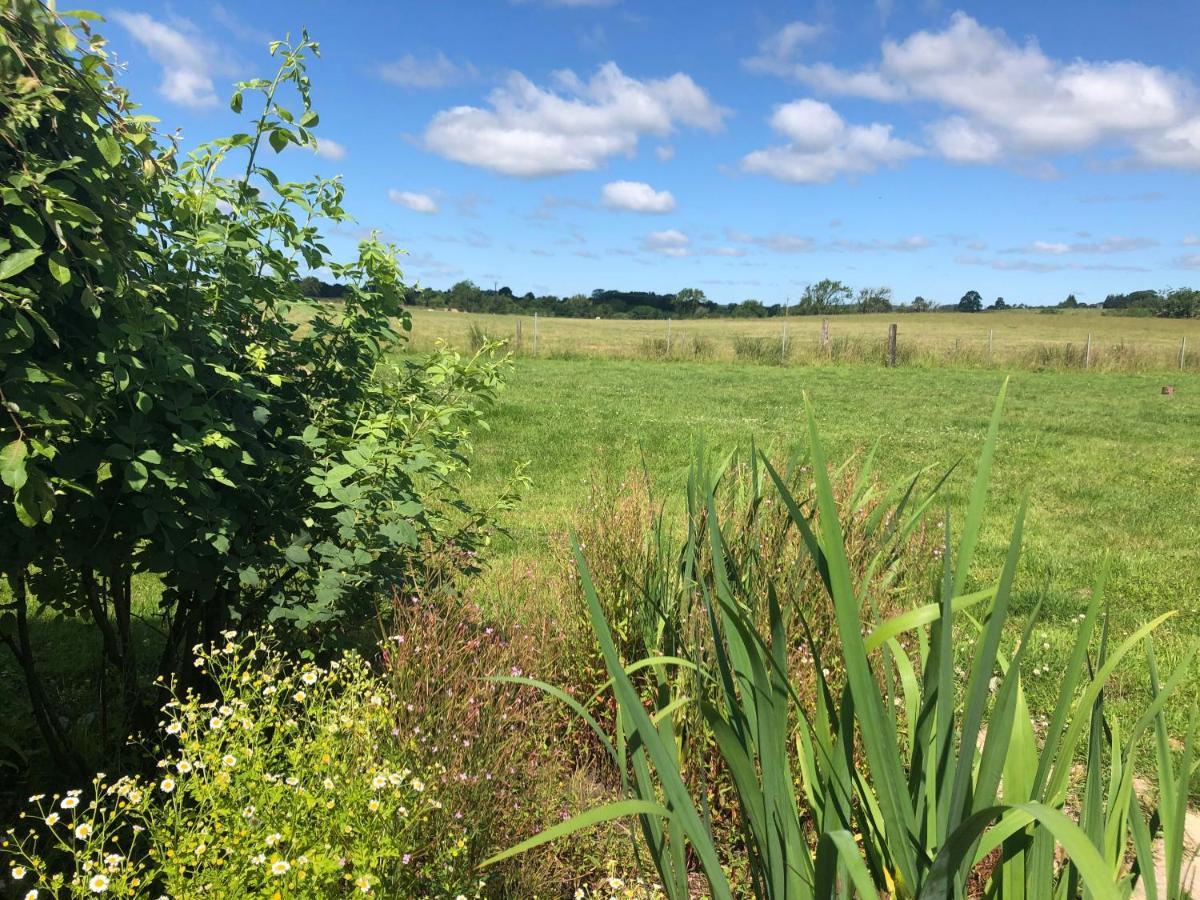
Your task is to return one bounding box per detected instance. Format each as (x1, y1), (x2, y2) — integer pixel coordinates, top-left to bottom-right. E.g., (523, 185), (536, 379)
(407, 313), (1198, 375)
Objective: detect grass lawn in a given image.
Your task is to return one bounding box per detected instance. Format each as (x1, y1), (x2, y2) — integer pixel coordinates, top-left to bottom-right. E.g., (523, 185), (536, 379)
(463, 355), (1200, 727)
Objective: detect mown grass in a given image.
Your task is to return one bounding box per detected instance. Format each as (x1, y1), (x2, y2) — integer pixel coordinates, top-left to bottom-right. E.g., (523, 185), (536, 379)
(460, 355), (1200, 731)
(406, 307), (1200, 372)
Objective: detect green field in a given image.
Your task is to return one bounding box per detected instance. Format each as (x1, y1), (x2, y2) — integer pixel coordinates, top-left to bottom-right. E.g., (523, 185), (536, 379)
(462, 355), (1200, 725)
(406, 307), (1200, 372)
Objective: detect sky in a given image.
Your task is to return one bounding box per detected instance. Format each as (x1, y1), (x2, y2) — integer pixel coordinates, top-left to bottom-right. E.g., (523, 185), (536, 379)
(99, 0), (1200, 306)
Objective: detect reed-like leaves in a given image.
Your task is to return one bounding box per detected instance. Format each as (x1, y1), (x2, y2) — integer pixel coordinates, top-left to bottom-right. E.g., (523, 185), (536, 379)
(491, 383), (1197, 899)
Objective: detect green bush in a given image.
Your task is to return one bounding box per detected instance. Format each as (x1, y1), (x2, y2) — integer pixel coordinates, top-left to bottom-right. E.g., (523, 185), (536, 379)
(2, 635), (483, 897)
(493, 383), (1199, 899)
(0, 3), (515, 773)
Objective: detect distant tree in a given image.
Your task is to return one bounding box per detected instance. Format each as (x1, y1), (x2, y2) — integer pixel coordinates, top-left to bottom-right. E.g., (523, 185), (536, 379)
(797, 279), (852, 315)
(989, 296), (1008, 310)
(675, 287), (707, 316)
(856, 286), (893, 313)
(1059, 293), (1079, 308)
(910, 295), (932, 312)
(957, 290), (983, 312)
(732, 299), (768, 318)
(298, 275), (323, 298)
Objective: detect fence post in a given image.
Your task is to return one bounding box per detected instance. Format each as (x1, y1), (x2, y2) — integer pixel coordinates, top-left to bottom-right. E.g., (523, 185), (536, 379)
(533, 312), (539, 356)
(988, 329), (994, 362)
(781, 298), (788, 363)
(515, 318), (522, 352)
(666, 317), (672, 352)
(1181, 336), (1187, 371)
(1085, 332), (1092, 369)
(887, 323), (897, 368)
(821, 318), (829, 351)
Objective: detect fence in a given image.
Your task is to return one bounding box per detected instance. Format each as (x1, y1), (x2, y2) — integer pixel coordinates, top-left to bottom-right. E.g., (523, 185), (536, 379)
(412, 313), (1199, 375)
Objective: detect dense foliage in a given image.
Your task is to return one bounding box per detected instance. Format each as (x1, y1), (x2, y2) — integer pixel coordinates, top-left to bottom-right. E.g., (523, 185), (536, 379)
(0, 2), (513, 772)
(1103, 287), (1200, 317)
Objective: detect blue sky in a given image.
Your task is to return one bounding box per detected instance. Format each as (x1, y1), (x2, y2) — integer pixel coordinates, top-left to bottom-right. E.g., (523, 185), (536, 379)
(103, 1), (1200, 306)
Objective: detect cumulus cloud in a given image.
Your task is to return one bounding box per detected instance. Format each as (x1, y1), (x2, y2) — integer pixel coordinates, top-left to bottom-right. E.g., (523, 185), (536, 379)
(378, 53), (476, 89)
(313, 138), (347, 161)
(743, 21), (824, 76)
(424, 62), (727, 177)
(750, 13), (1200, 168)
(741, 99), (920, 183)
(111, 11), (224, 108)
(388, 190), (439, 214)
(642, 229), (691, 256)
(601, 180), (676, 213)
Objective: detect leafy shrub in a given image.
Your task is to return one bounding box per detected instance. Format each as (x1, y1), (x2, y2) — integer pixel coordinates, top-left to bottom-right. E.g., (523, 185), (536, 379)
(1, 635), (484, 897)
(494, 384), (1199, 898)
(0, 3), (514, 772)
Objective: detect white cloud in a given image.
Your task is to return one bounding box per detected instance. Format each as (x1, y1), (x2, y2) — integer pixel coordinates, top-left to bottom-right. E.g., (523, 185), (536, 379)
(1183, 234), (1200, 246)
(742, 99), (920, 183)
(1174, 253), (1200, 269)
(601, 180), (676, 213)
(313, 138), (347, 161)
(655, 144), (676, 161)
(388, 190), (439, 214)
(957, 254), (1149, 273)
(707, 246), (746, 257)
(378, 53), (476, 89)
(643, 229), (691, 256)
(743, 21), (824, 77)
(755, 13), (1200, 168)
(424, 62), (727, 177)
(833, 235), (933, 252)
(727, 229), (814, 253)
(926, 117), (1003, 164)
(111, 11), (222, 108)
(1006, 236), (1158, 255)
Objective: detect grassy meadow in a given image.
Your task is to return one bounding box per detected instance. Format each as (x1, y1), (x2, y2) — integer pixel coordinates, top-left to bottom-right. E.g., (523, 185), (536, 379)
(406, 306), (1200, 371)
(457, 354), (1200, 729)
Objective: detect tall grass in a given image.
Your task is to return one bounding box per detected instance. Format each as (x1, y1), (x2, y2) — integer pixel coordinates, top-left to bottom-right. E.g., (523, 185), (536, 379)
(486, 382), (1198, 898)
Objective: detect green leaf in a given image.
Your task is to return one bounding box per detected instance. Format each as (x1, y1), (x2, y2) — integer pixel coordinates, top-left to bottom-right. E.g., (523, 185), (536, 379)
(480, 800), (670, 869)
(269, 128), (290, 153)
(0, 248), (41, 281)
(285, 544), (311, 566)
(95, 132), (121, 167)
(47, 251), (71, 285)
(125, 460), (149, 491)
(0, 439), (28, 490)
(230, 91), (244, 114)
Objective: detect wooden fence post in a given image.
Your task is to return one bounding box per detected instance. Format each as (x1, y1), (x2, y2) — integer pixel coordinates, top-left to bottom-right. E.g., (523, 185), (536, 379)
(1180, 336), (1187, 371)
(533, 312), (539, 356)
(887, 323), (897, 368)
(821, 318), (829, 351)
(988, 329), (994, 362)
(1085, 332), (1092, 369)
(666, 317), (672, 351)
(781, 298), (789, 363)
(515, 318), (522, 352)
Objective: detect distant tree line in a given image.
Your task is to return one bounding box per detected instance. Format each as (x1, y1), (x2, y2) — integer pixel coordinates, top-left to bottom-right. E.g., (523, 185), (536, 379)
(296, 276), (1198, 319)
(1101, 288), (1200, 318)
